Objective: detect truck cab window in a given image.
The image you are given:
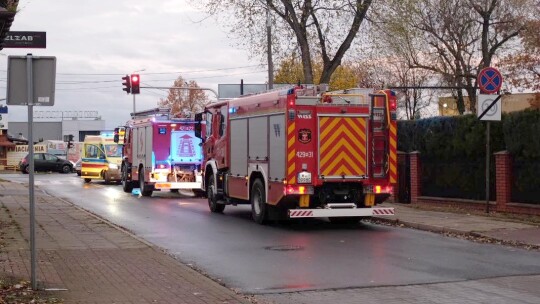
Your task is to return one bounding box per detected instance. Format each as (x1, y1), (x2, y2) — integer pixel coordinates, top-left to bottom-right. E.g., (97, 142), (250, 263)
(206, 113), (213, 137)
(219, 106), (228, 137)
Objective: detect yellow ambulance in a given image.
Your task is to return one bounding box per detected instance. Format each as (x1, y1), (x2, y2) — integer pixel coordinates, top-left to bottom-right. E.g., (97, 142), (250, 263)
(81, 134), (122, 183)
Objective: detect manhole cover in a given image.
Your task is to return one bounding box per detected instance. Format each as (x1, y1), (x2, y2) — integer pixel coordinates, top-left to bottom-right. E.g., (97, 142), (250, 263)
(265, 245), (304, 251)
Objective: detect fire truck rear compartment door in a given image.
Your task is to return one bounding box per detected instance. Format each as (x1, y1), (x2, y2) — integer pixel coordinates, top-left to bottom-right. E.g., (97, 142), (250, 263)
(318, 116), (368, 179)
(230, 119), (248, 176)
(269, 114), (286, 180)
(248, 116), (268, 161)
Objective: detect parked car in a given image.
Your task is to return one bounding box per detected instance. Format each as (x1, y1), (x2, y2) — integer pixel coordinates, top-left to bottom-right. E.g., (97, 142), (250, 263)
(75, 159), (82, 176)
(19, 153), (74, 174)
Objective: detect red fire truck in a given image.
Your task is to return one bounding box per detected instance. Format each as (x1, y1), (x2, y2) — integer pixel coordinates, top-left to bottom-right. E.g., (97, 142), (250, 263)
(115, 108), (204, 196)
(194, 85), (397, 224)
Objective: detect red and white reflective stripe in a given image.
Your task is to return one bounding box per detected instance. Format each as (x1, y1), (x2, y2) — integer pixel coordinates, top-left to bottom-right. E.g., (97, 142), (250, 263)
(372, 208), (394, 215)
(289, 210), (314, 218)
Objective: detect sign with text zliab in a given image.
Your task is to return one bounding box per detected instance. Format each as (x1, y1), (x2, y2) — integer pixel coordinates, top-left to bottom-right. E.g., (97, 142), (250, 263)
(6, 55), (56, 106)
(4, 31), (46, 48)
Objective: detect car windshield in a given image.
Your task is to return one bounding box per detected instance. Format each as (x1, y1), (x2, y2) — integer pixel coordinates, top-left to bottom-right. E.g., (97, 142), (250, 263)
(104, 145), (122, 157)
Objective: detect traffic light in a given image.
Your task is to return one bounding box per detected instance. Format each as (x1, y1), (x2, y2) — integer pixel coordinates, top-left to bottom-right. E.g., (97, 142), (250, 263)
(67, 134), (74, 149)
(122, 75), (131, 94)
(131, 74), (140, 94)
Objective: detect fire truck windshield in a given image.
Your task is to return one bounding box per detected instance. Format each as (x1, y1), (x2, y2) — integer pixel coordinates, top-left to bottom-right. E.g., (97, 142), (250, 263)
(104, 145), (122, 157)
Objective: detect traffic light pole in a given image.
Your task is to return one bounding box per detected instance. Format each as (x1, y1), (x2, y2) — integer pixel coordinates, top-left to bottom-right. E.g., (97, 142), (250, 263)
(133, 93), (136, 115)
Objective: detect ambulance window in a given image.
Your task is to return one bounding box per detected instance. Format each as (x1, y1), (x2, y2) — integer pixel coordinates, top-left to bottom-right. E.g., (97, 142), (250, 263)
(206, 113), (213, 137)
(85, 145), (99, 158)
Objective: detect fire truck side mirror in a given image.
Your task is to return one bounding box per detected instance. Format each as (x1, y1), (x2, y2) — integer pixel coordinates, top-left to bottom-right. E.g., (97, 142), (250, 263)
(194, 113), (203, 139)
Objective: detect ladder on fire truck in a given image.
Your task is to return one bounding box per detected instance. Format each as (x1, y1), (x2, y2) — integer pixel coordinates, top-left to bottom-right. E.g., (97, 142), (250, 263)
(130, 107), (172, 119)
(370, 94), (389, 178)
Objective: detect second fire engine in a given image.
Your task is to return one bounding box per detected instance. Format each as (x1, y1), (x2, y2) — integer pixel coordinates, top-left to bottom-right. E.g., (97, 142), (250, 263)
(116, 108), (204, 196)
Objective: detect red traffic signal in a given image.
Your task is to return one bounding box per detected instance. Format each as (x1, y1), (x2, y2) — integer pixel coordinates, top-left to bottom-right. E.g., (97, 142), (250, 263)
(131, 74), (140, 94)
(122, 75), (131, 94)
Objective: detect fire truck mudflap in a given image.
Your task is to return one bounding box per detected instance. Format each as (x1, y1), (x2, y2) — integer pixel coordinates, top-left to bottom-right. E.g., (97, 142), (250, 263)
(288, 206), (395, 218)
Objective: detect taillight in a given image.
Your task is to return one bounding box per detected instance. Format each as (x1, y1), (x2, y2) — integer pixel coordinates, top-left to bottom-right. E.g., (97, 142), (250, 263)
(285, 185), (314, 195)
(365, 184), (393, 194)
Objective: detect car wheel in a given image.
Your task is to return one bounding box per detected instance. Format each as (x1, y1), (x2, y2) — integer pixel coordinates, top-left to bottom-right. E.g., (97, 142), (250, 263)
(61, 165), (71, 174)
(103, 170), (110, 184)
(251, 178), (268, 224)
(207, 174), (225, 213)
(22, 166), (29, 174)
(122, 164), (134, 193)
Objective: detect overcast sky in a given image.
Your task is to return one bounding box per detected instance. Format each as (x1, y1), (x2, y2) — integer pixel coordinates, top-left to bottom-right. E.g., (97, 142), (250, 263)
(0, 0), (268, 129)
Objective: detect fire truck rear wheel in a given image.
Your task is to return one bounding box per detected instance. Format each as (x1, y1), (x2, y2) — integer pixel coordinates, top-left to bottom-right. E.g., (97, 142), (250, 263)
(207, 174), (225, 213)
(139, 169), (153, 197)
(251, 179), (268, 225)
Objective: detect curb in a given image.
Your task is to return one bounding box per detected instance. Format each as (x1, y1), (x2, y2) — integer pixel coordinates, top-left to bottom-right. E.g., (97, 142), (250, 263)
(371, 217), (540, 250)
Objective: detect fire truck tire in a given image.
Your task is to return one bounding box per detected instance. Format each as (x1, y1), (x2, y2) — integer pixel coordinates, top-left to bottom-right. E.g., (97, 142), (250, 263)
(251, 179), (268, 225)
(121, 165), (134, 193)
(139, 169), (153, 197)
(207, 174), (225, 213)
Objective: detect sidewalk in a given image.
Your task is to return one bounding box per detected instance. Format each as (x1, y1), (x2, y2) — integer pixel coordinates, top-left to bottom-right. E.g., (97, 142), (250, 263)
(375, 202), (540, 248)
(0, 181), (250, 304)
(1, 182), (539, 304)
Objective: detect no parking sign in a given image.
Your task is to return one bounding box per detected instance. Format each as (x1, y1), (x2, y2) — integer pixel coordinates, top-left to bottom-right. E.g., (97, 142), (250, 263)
(478, 67), (503, 94)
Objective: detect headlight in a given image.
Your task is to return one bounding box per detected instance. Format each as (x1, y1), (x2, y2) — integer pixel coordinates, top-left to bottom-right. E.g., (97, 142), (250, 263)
(108, 163), (119, 169)
(297, 171), (312, 184)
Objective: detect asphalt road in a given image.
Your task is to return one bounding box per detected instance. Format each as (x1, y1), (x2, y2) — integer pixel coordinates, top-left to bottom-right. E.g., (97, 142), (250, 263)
(5, 173), (540, 301)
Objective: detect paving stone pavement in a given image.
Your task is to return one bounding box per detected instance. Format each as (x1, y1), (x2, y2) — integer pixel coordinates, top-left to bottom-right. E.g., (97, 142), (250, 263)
(0, 181), (250, 304)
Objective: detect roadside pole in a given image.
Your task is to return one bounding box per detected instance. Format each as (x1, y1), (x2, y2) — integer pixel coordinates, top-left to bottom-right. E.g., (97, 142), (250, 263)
(26, 54), (37, 290)
(485, 121), (490, 213)
(477, 67), (503, 214)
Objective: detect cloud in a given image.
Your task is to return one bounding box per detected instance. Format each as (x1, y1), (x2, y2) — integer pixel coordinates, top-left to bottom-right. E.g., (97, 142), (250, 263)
(1, 0), (268, 129)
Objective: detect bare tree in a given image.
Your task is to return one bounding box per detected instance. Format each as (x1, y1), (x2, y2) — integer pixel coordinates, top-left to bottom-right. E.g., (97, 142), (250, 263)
(158, 76), (209, 118)
(500, 17), (540, 91)
(196, 0), (373, 85)
(373, 0), (534, 114)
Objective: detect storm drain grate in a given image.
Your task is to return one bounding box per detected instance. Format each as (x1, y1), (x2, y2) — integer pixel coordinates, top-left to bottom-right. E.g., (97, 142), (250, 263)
(265, 245), (304, 251)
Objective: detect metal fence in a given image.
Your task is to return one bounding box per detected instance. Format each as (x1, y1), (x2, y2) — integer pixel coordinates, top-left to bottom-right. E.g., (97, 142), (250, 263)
(421, 157), (496, 201)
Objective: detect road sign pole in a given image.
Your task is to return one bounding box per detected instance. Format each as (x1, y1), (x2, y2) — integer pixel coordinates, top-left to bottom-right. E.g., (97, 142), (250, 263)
(485, 121), (490, 214)
(26, 53), (37, 290)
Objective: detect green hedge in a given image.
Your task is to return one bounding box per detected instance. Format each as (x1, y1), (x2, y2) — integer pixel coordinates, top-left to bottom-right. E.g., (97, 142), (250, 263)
(503, 109), (540, 203)
(398, 109), (540, 203)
